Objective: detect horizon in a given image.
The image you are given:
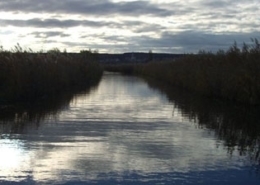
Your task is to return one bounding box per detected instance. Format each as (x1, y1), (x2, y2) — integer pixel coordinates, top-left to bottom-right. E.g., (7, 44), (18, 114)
(0, 0), (259, 53)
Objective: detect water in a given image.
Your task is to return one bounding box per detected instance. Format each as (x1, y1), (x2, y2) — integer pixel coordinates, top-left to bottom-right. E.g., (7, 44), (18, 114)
(0, 73), (260, 185)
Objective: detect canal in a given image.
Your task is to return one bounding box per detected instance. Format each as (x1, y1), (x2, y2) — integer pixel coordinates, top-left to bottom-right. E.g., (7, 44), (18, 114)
(0, 73), (259, 184)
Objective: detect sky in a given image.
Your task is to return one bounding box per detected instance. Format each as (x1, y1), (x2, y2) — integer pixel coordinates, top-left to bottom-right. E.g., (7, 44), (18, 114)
(0, 0), (259, 53)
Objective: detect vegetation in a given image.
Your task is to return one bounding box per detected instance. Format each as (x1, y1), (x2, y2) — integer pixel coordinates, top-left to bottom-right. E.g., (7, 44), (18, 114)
(0, 44), (103, 104)
(146, 79), (260, 166)
(104, 63), (136, 75)
(107, 39), (260, 105)
(0, 87), (98, 133)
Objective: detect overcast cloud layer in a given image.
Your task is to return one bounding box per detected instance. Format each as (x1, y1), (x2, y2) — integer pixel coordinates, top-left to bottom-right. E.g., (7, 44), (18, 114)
(0, 0), (259, 53)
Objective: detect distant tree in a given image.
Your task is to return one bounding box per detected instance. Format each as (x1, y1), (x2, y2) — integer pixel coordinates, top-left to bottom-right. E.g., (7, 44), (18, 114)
(148, 49), (153, 62)
(80, 49), (92, 54)
(80, 49), (99, 61)
(47, 48), (61, 54)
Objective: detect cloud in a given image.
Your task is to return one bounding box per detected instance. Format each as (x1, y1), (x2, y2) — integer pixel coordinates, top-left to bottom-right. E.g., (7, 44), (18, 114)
(0, 0), (173, 17)
(67, 30), (260, 53)
(133, 31), (260, 53)
(0, 18), (164, 34)
(201, 0), (234, 8)
(31, 29), (260, 53)
(134, 24), (166, 33)
(30, 31), (70, 38)
(201, 0), (256, 9)
(0, 18), (119, 28)
(0, 0), (259, 53)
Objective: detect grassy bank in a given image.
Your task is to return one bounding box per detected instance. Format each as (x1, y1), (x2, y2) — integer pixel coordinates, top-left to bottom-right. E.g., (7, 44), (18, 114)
(108, 39), (260, 105)
(0, 46), (103, 104)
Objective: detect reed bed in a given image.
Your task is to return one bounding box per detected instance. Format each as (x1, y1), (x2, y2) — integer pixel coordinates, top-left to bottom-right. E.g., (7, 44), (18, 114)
(0, 45), (103, 103)
(136, 39), (260, 105)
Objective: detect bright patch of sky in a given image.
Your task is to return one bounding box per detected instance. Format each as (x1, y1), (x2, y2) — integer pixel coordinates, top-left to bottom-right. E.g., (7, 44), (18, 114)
(0, 0), (259, 53)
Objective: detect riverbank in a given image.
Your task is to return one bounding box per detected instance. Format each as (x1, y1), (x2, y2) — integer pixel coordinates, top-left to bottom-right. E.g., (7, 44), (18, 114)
(145, 77), (260, 163)
(0, 47), (103, 104)
(105, 39), (260, 105)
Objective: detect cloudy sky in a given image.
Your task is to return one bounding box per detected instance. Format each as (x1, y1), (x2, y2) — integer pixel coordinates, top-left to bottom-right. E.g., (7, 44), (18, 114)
(0, 0), (259, 53)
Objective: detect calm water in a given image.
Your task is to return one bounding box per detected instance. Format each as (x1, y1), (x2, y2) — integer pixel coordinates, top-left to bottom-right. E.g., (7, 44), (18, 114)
(0, 73), (260, 185)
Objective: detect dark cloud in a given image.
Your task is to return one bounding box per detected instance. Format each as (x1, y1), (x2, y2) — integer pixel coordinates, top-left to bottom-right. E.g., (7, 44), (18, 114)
(92, 31), (260, 53)
(0, 0), (173, 17)
(200, 0), (254, 8)
(134, 24), (166, 33)
(135, 31), (260, 53)
(0, 18), (163, 33)
(102, 35), (127, 43)
(0, 18), (118, 28)
(201, 0), (232, 8)
(44, 31), (260, 53)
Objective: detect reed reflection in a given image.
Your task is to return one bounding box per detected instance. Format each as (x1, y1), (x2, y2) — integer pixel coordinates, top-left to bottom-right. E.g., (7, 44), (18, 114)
(0, 84), (100, 134)
(146, 79), (260, 166)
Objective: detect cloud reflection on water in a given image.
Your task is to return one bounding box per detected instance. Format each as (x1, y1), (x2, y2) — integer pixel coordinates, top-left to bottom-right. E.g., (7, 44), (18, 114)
(0, 73), (259, 184)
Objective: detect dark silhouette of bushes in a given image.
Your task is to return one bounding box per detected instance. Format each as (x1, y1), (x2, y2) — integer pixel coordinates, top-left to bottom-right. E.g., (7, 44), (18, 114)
(0, 45), (103, 104)
(104, 64), (136, 75)
(136, 39), (260, 105)
(0, 86), (100, 133)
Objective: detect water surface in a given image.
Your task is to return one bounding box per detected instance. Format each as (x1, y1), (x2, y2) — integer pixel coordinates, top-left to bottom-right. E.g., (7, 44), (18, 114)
(0, 73), (259, 184)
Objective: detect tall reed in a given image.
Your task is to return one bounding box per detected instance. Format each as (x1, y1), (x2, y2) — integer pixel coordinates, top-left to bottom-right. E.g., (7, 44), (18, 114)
(136, 39), (260, 105)
(0, 45), (103, 103)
